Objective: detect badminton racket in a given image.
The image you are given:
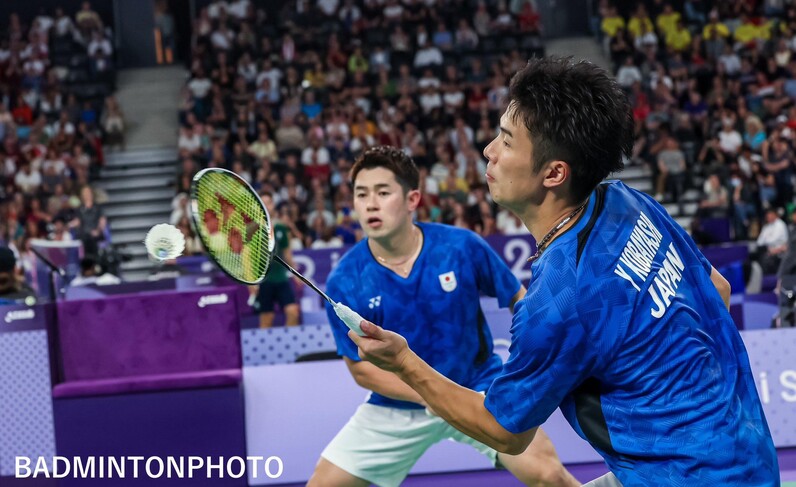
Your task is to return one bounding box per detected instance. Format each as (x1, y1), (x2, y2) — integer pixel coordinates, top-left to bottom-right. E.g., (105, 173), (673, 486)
(189, 168), (365, 335)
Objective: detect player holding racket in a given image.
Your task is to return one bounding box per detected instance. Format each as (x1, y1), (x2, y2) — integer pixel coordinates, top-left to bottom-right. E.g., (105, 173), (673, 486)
(349, 58), (779, 486)
(308, 146), (578, 487)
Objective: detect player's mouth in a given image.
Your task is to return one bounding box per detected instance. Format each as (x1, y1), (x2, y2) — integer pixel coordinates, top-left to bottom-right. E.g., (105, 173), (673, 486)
(485, 172), (495, 182)
(366, 217), (383, 229)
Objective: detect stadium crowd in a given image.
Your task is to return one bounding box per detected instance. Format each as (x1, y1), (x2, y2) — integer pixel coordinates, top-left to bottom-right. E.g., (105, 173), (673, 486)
(0, 2), (122, 288)
(595, 0), (796, 277)
(177, 0), (544, 252)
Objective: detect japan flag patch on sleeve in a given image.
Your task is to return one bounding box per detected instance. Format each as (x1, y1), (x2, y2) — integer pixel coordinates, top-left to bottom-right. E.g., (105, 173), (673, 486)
(438, 271), (457, 292)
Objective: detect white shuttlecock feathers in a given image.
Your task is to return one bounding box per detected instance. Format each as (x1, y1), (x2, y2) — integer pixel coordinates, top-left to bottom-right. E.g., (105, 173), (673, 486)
(144, 224), (185, 261)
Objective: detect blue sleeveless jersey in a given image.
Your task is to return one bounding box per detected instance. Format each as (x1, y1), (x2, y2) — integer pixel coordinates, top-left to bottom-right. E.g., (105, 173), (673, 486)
(485, 181), (778, 485)
(326, 222), (521, 409)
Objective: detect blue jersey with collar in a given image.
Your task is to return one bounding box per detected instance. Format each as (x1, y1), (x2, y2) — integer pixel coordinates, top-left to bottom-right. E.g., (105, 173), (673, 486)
(326, 222), (521, 409)
(485, 181), (778, 486)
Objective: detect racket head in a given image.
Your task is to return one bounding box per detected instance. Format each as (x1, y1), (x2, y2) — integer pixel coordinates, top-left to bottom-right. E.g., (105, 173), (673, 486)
(189, 168), (273, 284)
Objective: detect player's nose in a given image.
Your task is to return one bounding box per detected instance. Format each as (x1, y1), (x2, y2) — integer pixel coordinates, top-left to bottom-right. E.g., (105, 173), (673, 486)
(365, 194), (379, 210)
(483, 138), (496, 163)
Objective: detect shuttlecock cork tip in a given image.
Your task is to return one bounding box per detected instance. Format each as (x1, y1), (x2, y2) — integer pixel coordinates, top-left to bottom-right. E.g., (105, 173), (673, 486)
(144, 223), (186, 261)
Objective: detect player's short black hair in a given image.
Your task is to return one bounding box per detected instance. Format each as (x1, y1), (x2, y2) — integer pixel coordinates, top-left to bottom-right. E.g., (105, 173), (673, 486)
(350, 146), (419, 194)
(509, 57), (633, 203)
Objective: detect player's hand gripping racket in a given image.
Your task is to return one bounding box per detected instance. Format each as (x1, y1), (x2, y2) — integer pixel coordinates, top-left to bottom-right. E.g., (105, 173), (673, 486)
(189, 168), (365, 335)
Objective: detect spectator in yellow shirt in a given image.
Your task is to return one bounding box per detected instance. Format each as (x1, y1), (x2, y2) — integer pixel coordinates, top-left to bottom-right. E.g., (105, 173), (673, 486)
(666, 20), (692, 53)
(601, 6), (625, 38)
(734, 14), (760, 45)
(656, 3), (681, 38)
(627, 4), (654, 40)
(759, 20), (775, 41)
(702, 15), (730, 40)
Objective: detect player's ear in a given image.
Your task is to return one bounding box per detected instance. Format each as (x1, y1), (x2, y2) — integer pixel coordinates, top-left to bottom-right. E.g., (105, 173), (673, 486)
(406, 189), (421, 211)
(542, 160), (570, 190)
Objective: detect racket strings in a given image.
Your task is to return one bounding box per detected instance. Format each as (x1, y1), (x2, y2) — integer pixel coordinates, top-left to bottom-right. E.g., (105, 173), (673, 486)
(193, 171), (272, 283)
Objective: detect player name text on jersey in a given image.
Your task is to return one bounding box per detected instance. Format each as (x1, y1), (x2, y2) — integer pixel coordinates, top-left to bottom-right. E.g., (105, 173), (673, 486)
(612, 212), (687, 318)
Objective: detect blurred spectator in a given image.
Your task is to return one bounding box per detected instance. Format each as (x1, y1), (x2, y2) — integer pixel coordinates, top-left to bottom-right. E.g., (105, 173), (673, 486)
(698, 174), (728, 217)
(70, 256), (121, 286)
(48, 216), (73, 242)
(617, 56), (643, 88)
(76, 1), (102, 34)
(655, 138), (686, 202)
(15, 164), (42, 195)
(757, 208), (789, 273)
(763, 135), (794, 208)
(175, 216), (203, 255)
(731, 170), (757, 241)
(101, 96), (125, 150)
(496, 208), (528, 235)
(154, 0), (176, 64)
(170, 193), (189, 225)
(69, 185), (106, 257)
(0, 246), (35, 302)
(776, 211), (796, 286)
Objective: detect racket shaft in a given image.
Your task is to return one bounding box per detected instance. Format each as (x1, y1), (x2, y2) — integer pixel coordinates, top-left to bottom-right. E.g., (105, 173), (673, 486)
(273, 255), (333, 304)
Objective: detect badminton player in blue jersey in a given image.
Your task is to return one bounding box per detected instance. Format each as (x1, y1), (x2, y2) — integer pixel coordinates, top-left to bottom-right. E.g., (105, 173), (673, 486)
(308, 146), (578, 487)
(350, 58), (779, 486)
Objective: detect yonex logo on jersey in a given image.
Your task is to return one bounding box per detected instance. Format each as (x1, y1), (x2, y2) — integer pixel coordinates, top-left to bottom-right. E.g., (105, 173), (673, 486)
(4, 309), (34, 323)
(198, 293), (229, 308)
(439, 271), (457, 292)
(368, 296), (381, 309)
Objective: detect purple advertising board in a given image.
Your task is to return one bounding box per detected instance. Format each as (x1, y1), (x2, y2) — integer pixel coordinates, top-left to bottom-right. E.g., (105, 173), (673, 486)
(743, 328), (796, 447)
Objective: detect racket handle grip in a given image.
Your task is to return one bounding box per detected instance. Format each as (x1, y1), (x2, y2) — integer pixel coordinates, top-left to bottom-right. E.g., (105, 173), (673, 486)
(332, 302), (366, 336)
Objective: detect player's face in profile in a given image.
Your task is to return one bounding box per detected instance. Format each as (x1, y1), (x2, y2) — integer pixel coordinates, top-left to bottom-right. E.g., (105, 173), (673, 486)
(483, 103), (543, 211)
(353, 167), (414, 240)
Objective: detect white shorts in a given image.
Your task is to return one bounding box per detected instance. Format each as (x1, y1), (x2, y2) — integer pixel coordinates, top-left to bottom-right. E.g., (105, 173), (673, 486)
(583, 472), (623, 487)
(321, 403), (499, 487)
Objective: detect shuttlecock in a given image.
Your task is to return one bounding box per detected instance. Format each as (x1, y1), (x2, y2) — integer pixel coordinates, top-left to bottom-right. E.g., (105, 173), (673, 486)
(144, 224), (185, 261)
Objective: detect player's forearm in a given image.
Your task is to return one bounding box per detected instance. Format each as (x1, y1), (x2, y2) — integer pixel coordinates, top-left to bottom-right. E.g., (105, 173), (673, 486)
(372, 379), (426, 404)
(355, 369), (426, 404)
(348, 358), (426, 404)
(397, 352), (534, 455)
